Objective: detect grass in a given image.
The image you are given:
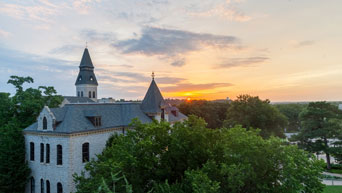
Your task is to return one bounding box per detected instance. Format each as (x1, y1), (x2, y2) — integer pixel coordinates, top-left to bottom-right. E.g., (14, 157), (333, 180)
(323, 186), (342, 193)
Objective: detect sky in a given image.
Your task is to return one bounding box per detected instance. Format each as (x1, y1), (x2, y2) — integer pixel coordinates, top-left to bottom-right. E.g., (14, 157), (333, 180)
(0, 0), (341, 102)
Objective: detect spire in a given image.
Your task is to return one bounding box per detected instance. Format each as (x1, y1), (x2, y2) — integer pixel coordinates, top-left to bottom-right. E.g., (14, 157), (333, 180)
(75, 48), (98, 85)
(141, 75), (165, 114)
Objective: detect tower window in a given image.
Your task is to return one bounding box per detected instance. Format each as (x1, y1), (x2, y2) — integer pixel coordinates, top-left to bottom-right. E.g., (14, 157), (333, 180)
(57, 145), (62, 165)
(89, 91), (91, 98)
(93, 91), (95, 98)
(90, 76), (94, 81)
(40, 179), (44, 193)
(78, 91), (80, 97)
(43, 117), (47, 130)
(40, 143), (44, 163)
(46, 144), (50, 164)
(30, 142), (35, 161)
(57, 182), (63, 193)
(82, 142), (89, 163)
(46, 180), (50, 193)
(30, 177), (35, 193)
(78, 76), (82, 81)
(81, 91), (83, 97)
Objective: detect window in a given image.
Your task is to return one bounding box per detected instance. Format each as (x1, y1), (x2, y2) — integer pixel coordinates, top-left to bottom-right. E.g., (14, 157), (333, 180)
(46, 144), (50, 164)
(40, 143), (44, 163)
(30, 177), (35, 193)
(122, 128), (125, 135)
(46, 180), (50, 193)
(77, 91), (80, 97)
(81, 91), (83, 97)
(41, 179), (44, 193)
(171, 110), (178, 117)
(30, 142), (35, 161)
(161, 109), (165, 120)
(95, 117), (101, 127)
(82, 143), (89, 163)
(43, 117), (47, 130)
(93, 91), (95, 98)
(78, 76), (82, 81)
(57, 183), (63, 193)
(88, 91), (91, 98)
(90, 76), (94, 81)
(57, 145), (62, 165)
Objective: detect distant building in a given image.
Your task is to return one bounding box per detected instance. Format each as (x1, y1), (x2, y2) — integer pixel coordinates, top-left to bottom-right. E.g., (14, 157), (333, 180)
(339, 104), (342, 110)
(24, 48), (187, 193)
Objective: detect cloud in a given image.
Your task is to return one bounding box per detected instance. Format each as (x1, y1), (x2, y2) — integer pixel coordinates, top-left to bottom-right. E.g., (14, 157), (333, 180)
(49, 45), (84, 54)
(217, 57), (269, 68)
(161, 82), (233, 92)
(294, 40), (315, 48)
(114, 27), (238, 56)
(171, 58), (186, 67)
(0, 29), (10, 38)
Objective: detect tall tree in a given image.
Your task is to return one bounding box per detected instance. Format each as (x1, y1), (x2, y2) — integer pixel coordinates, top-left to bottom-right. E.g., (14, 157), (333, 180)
(294, 102), (342, 169)
(274, 103), (307, 132)
(224, 94), (287, 138)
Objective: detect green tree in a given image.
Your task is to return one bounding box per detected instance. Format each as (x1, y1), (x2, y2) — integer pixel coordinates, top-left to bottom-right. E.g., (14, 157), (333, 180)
(74, 116), (324, 193)
(224, 95), (287, 138)
(178, 100), (230, 129)
(294, 102), (342, 169)
(274, 103), (307, 132)
(0, 122), (31, 193)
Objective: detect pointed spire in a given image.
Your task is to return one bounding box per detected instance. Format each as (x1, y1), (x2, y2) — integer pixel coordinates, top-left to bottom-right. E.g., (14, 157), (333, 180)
(141, 75), (165, 114)
(80, 48), (94, 68)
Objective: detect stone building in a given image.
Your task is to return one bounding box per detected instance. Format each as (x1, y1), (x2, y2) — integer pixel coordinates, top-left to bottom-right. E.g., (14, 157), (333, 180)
(24, 48), (187, 193)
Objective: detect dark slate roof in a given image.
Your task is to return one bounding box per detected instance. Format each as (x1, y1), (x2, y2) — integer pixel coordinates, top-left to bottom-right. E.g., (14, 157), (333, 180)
(24, 103), (152, 134)
(63, 96), (95, 104)
(141, 79), (165, 114)
(75, 48), (98, 85)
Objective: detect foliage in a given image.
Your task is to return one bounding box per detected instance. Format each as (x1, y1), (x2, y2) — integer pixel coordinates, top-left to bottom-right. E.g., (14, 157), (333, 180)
(0, 75), (63, 192)
(274, 103), (307, 132)
(0, 122), (31, 193)
(293, 102), (342, 169)
(224, 94), (288, 138)
(74, 116), (324, 193)
(178, 100), (230, 129)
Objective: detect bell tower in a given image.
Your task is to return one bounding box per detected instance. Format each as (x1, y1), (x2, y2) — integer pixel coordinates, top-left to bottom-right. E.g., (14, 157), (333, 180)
(75, 48), (98, 101)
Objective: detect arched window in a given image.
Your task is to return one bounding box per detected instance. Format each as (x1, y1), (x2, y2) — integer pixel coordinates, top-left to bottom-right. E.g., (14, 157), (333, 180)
(88, 91), (91, 98)
(40, 179), (44, 193)
(77, 91), (80, 97)
(82, 143), (89, 163)
(46, 144), (50, 163)
(43, 117), (47, 130)
(30, 177), (35, 193)
(40, 143), (44, 163)
(57, 145), (62, 165)
(57, 182), (63, 193)
(81, 91), (83, 97)
(30, 142), (35, 161)
(93, 91), (95, 98)
(46, 180), (50, 193)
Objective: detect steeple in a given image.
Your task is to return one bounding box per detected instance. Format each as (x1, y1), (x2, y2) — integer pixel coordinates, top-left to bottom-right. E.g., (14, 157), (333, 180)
(75, 48), (98, 101)
(141, 72), (165, 114)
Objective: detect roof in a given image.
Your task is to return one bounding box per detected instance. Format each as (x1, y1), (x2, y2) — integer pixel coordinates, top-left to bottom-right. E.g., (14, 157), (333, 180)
(63, 96), (95, 104)
(141, 79), (165, 114)
(75, 48), (98, 85)
(24, 103), (152, 134)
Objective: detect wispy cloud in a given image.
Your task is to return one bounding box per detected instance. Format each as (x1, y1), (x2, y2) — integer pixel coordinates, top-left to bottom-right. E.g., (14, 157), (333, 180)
(162, 82), (233, 92)
(0, 29), (10, 38)
(217, 57), (269, 68)
(293, 40), (315, 48)
(113, 27), (238, 66)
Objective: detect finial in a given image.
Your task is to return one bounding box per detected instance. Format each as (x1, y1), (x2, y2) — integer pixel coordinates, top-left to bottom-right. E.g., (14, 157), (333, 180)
(152, 71), (155, 80)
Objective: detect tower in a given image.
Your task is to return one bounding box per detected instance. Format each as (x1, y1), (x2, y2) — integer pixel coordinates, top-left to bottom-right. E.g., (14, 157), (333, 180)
(75, 48), (98, 101)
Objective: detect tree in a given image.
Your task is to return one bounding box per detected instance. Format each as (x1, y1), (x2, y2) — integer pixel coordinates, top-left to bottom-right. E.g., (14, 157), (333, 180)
(294, 102), (342, 169)
(274, 103), (307, 132)
(224, 95), (287, 138)
(0, 75), (63, 192)
(178, 100), (230, 129)
(74, 116), (324, 193)
(0, 122), (31, 193)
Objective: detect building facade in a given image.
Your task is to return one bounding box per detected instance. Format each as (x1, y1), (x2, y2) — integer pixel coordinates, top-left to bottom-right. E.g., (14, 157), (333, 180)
(24, 48), (187, 193)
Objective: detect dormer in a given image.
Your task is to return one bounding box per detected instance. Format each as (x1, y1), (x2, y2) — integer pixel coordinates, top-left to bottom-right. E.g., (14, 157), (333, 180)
(37, 106), (56, 131)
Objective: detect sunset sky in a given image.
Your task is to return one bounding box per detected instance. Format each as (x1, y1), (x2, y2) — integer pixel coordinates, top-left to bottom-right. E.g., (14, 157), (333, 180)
(0, 0), (341, 101)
